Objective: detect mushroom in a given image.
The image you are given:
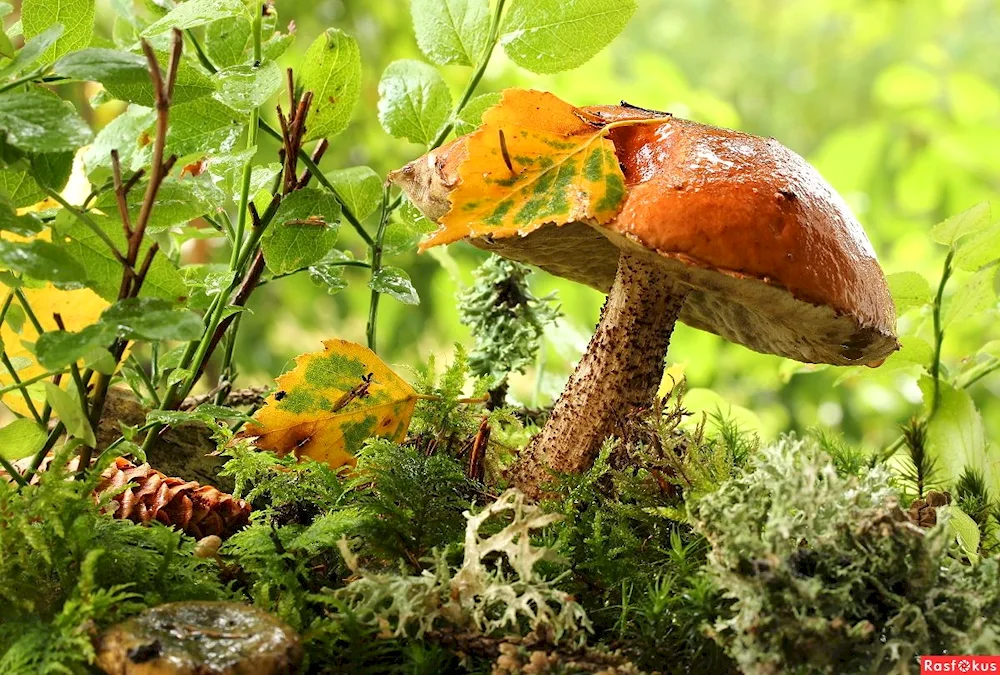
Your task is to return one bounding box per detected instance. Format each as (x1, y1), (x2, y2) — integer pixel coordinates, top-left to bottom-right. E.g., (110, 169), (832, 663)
(95, 602), (302, 675)
(391, 101), (898, 499)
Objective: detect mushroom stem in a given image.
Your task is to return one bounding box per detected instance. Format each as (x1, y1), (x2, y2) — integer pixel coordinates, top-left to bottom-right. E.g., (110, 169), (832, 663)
(509, 251), (688, 499)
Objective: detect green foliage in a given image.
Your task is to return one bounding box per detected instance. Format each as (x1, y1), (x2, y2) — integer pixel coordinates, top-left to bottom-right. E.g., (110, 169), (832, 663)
(500, 0), (638, 74)
(692, 436), (1000, 674)
(0, 447), (231, 671)
(348, 439), (471, 569)
(457, 255), (560, 392)
(21, 0), (95, 62)
(411, 0), (489, 67)
(377, 59), (452, 146)
(5, 0), (999, 673)
(299, 28), (362, 143)
(540, 396), (756, 673)
(262, 188), (342, 275)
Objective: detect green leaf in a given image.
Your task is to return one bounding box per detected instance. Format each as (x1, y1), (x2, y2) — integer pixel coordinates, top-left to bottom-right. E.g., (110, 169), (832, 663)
(213, 61), (283, 113)
(299, 28), (362, 142)
(369, 266), (419, 305)
(0, 239), (87, 284)
(500, 0), (637, 74)
(324, 166), (382, 221)
(930, 201), (991, 246)
(54, 211), (186, 301)
(44, 381), (96, 447)
(142, 0), (249, 37)
(36, 323), (114, 369)
(101, 298), (204, 341)
(204, 15), (255, 68)
(919, 378), (998, 494)
(22, 0), (95, 63)
(954, 218), (1000, 271)
(0, 198), (43, 236)
(377, 59), (451, 145)
(0, 152), (74, 207)
(204, 10), (285, 68)
(454, 91), (501, 135)
(886, 271), (932, 314)
(166, 97), (245, 158)
(0, 418), (46, 461)
(0, 30), (15, 61)
(84, 346), (117, 375)
(309, 262), (349, 296)
(0, 91), (92, 154)
(942, 505), (981, 562)
(4, 304), (24, 332)
(53, 47), (147, 84)
(94, 176), (223, 233)
(386, 198), (436, 256)
(105, 59), (216, 106)
(262, 188), (342, 275)
(0, 24), (63, 80)
(411, 0), (490, 67)
(81, 105), (155, 176)
(944, 266), (998, 327)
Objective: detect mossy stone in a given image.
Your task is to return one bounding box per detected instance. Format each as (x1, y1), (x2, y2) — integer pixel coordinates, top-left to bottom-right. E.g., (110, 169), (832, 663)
(95, 601), (302, 675)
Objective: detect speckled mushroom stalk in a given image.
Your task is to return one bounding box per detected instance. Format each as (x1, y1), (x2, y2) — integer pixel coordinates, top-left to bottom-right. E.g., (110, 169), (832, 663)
(507, 252), (687, 498)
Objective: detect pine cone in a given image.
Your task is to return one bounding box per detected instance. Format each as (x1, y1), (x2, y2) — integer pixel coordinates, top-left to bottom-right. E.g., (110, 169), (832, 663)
(98, 457), (250, 538)
(908, 490), (951, 528)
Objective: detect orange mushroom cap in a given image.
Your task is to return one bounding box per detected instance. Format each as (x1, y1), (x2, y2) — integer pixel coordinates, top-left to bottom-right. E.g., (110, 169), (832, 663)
(395, 103), (898, 367)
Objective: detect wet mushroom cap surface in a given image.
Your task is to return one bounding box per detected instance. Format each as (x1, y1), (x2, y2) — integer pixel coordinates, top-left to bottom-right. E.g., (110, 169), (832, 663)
(411, 106), (898, 366)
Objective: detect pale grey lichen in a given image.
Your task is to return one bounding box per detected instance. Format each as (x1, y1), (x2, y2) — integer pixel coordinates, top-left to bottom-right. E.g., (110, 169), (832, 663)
(334, 489), (591, 645)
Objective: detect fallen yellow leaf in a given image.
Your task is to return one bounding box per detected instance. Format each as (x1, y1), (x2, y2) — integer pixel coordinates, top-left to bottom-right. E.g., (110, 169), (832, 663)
(236, 339), (419, 468)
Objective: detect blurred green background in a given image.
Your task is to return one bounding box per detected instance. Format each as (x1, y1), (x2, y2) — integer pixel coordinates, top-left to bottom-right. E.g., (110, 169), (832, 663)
(150, 0), (999, 451)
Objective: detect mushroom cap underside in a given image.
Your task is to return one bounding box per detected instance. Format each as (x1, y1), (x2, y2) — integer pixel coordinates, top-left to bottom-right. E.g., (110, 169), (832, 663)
(401, 106), (899, 366)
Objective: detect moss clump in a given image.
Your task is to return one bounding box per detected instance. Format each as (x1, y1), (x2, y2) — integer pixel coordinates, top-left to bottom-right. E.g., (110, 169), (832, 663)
(692, 436), (1000, 675)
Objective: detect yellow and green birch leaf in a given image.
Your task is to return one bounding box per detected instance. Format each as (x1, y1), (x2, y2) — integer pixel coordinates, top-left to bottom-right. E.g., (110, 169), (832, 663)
(237, 340), (418, 469)
(419, 88), (632, 250)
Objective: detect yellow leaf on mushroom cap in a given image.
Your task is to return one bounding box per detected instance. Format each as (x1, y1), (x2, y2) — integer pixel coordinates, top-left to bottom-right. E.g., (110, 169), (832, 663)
(418, 88), (636, 250)
(236, 340), (418, 469)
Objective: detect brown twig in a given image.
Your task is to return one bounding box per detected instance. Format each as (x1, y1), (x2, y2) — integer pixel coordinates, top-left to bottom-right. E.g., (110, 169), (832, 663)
(296, 139), (328, 190)
(81, 31), (185, 476)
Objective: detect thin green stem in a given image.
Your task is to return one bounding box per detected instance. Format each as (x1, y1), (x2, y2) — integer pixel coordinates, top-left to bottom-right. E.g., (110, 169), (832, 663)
(364, 0), (506, 350)
(0, 352), (42, 422)
(929, 249), (954, 417)
(367, 187), (392, 351)
(127, 353), (161, 407)
(230, 10), (263, 271)
(955, 356), (1000, 390)
(37, 184), (125, 262)
(429, 0), (507, 149)
(262, 260), (371, 285)
(13, 288), (45, 335)
(184, 28), (217, 74)
(0, 67), (49, 94)
(0, 455), (26, 486)
(0, 368), (67, 397)
(24, 421), (66, 484)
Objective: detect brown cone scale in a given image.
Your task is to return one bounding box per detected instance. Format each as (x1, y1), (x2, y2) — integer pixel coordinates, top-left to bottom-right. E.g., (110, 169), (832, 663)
(97, 457), (250, 539)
